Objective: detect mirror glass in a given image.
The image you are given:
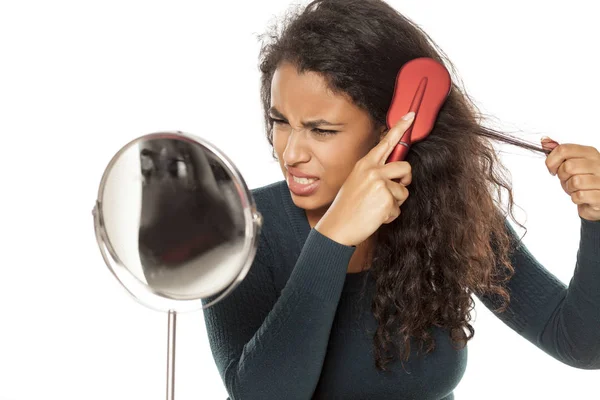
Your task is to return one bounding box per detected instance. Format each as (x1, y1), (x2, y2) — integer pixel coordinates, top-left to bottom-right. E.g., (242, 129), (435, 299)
(93, 132), (261, 312)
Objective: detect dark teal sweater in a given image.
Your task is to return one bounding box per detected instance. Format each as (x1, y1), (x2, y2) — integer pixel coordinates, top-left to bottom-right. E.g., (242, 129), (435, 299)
(202, 180), (600, 399)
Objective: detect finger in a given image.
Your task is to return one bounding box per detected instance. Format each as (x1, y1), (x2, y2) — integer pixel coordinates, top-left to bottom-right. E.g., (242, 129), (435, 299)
(571, 189), (600, 208)
(369, 112), (415, 165)
(383, 207), (401, 224)
(380, 161), (412, 186)
(386, 179), (409, 205)
(578, 204), (600, 217)
(382, 181), (406, 224)
(564, 174), (600, 195)
(545, 144), (600, 176)
(557, 158), (600, 183)
(541, 137), (559, 156)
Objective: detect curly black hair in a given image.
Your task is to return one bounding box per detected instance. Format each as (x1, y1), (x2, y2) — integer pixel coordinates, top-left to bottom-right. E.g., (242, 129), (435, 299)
(257, 0), (548, 371)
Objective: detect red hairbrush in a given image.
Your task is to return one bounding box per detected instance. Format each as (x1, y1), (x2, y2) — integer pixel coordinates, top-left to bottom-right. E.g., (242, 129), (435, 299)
(385, 57), (451, 163)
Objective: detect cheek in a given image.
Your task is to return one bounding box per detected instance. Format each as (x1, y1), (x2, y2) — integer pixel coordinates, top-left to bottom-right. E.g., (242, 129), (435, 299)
(316, 142), (360, 183)
(272, 131), (288, 154)
(332, 136), (377, 179)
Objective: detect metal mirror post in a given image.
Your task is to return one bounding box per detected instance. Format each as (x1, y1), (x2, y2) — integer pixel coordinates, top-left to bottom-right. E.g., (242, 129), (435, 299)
(92, 132), (262, 399)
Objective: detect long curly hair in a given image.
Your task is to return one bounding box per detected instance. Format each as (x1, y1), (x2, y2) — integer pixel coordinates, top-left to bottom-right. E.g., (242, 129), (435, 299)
(257, 0), (549, 371)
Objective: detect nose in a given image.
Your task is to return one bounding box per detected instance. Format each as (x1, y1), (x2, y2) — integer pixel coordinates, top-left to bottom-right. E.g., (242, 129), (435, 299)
(282, 128), (310, 166)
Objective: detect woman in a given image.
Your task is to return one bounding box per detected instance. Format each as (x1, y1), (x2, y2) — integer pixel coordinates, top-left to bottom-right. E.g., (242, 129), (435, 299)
(202, 0), (600, 398)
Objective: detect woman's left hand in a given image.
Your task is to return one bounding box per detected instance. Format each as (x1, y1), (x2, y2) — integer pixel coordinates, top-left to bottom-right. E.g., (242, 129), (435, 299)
(542, 136), (600, 221)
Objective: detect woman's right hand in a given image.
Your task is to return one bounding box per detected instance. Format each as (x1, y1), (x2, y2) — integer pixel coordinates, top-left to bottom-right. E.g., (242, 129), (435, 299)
(314, 111), (416, 247)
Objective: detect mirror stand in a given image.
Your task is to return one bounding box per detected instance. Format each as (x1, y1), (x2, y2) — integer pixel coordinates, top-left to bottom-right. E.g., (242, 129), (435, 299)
(166, 310), (176, 400)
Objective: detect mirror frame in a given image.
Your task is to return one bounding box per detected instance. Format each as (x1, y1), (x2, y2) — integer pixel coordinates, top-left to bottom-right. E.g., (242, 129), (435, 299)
(92, 131), (263, 312)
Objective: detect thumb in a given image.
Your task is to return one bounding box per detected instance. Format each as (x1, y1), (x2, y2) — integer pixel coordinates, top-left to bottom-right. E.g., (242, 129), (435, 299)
(541, 136), (559, 152)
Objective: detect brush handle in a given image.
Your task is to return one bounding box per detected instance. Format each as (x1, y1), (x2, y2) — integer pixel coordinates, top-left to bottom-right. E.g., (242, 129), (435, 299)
(386, 77), (428, 164)
(387, 142), (410, 164)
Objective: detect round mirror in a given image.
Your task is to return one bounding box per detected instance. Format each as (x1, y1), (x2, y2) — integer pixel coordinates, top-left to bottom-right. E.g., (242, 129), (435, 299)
(92, 131), (263, 313)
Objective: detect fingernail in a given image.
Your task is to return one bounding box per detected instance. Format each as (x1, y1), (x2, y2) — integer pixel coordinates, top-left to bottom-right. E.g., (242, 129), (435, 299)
(541, 136), (551, 142)
(402, 111), (415, 121)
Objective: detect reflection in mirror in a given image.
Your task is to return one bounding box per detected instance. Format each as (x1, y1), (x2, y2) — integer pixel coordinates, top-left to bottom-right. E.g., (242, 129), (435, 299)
(98, 134), (254, 304)
(136, 138), (245, 298)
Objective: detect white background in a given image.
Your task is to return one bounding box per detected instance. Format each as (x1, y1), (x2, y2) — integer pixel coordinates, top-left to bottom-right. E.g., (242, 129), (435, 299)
(1, 0), (599, 399)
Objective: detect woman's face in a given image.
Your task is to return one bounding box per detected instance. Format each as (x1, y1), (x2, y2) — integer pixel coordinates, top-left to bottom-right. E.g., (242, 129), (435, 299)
(271, 61), (382, 220)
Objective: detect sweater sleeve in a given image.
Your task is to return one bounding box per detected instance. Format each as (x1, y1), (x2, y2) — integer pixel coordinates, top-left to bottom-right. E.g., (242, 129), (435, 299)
(201, 227), (356, 400)
(477, 217), (600, 369)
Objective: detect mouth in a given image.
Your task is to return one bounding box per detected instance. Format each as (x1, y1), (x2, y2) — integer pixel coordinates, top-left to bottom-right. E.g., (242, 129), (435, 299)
(286, 166), (319, 179)
(286, 171), (321, 196)
(289, 173), (319, 185)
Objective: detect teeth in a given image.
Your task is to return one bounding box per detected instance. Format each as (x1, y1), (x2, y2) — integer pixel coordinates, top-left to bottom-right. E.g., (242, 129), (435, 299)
(292, 175), (317, 185)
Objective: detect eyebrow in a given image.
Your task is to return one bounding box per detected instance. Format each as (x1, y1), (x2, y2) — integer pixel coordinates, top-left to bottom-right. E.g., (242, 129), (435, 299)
(268, 107), (345, 128)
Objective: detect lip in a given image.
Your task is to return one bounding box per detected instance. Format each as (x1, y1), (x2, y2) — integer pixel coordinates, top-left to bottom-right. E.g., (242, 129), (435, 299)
(286, 166), (319, 179)
(287, 171), (320, 196)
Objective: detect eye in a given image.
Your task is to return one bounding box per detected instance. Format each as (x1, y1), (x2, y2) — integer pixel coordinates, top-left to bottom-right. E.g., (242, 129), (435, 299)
(312, 128), (337, 136)
(268, 117), (337, 136)
(269, 117), (287, 126)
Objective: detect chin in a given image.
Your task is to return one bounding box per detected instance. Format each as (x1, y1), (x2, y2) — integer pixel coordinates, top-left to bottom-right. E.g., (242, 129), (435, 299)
(291, 192), (333, 213)
(289, 192), (316, 207)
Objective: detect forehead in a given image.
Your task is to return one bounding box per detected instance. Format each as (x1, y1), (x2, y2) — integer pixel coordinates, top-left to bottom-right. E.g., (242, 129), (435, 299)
(270, 62), (354, 117)
(272, 62), (331, 96)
